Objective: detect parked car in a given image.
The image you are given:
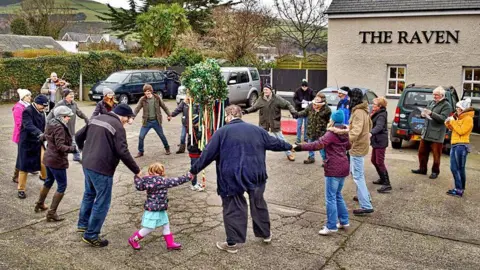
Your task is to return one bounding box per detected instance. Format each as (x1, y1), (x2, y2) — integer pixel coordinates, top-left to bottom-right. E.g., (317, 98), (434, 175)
(390, 84), (459, 151)
(176, 67), (261, 106)
(89, 70), (171, 104)
(461, 90), (480, 133)
(320, 87), (378, 113)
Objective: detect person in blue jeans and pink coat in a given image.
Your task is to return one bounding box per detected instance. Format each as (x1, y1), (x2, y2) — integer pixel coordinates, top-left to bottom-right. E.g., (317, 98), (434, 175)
(294, 110), (351, 235)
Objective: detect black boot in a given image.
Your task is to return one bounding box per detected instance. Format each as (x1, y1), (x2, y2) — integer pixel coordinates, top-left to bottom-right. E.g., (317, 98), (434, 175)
(46, 192), (65, 222)
(12, 168), (19, 183)
(176, 144), (186, 154)
(372, 167), (384, 185)
(377, 171), (392, 193)
(34, 186), (50, 213)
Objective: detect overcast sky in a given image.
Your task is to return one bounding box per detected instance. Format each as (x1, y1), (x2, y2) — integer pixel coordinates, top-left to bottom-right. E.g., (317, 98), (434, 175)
(93, 0), (331, 9)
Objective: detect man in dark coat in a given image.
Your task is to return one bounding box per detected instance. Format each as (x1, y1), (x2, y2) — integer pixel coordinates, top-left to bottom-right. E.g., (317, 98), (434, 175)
(190, 105), (293, 254)
(75, 104), (141, 247)
(293, 79), (315, 143)
(16, 94), (49, 199)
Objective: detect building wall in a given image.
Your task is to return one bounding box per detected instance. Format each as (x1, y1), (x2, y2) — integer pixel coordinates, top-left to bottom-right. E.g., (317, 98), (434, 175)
(327, 14), (480, 116)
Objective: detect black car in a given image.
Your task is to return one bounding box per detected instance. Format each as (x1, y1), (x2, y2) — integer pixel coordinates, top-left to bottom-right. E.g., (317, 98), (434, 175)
(390, 84), (459, 152)
(89, 70), (172, 104)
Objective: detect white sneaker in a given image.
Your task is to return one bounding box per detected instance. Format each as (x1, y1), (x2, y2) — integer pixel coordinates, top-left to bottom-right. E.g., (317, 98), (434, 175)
(318, 226), (338, 236)
(336, 223), (350, 230)
(263, 235), (272, 244)
(190, 185), (197, 191)
(192, 183), (205, 192)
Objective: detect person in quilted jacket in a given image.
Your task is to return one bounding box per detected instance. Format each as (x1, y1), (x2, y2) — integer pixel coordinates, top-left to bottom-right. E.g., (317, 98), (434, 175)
(128, 163), (194, 250)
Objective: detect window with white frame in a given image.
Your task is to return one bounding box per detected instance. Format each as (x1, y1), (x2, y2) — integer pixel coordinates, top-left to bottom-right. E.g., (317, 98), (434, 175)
(463, 68), (480, 97)
(387, 65), (406, 95)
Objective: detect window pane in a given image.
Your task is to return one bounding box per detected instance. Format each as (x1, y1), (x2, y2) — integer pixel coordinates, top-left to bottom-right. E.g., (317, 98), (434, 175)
(474, 83), (480, 91)
(389, 67), (397, 79)
(388, 81), (397, 94)
(465, 69), (473, 81)
(398, 81), (405, 94)
(474, 69), (480, 81)
(229, 73), (238, 84)
(398, 68), (405, 79)
(464, 83), (472, 91)
(240, 72), (249, 83)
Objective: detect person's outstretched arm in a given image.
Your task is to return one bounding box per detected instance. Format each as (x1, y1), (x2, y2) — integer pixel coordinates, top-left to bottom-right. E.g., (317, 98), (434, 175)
(262, 129), (292, 152)
(190, 131), (222, 174)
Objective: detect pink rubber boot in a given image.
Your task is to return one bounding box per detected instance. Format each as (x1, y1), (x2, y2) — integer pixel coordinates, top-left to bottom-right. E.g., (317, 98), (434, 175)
(128, 230), (144, 250)
(163, 233), (182, 250)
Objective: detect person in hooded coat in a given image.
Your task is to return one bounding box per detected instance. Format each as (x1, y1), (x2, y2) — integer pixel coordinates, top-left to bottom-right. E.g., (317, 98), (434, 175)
(16, 95), (49, 199)
(348, 88), (374, 216)
(11, 89), (32, 183)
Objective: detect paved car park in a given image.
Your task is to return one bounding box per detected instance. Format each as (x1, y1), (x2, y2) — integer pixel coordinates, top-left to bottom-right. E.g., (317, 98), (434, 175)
(1, 100), (480, 269)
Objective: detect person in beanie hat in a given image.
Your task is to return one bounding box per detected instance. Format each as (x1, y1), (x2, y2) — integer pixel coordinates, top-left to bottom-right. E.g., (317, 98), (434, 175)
(244, 84), (297, 161)
(337, 86), (350, 125)
(293, 79), (315, 143)
(92, 87), (118, 117)
(296, 93), (331, 164)
(293, 109), (351, 235)
(133, 83), (171, 157)
(16, 94), (49, 199)
(35, 106), (80, 221)
(370, 97), (391, 193)
(47, 89), (89, 162)
(75, 103), (140, 247)
(11, 89), (32, 183)
(445, 98), (474, 197)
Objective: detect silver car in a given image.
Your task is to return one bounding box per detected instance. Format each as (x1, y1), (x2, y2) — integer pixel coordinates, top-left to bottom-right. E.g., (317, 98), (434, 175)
(176, 67), (261, 106)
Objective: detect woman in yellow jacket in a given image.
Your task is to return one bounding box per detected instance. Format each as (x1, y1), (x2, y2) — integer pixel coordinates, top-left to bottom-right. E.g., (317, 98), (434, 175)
(445, 98), (474, 197)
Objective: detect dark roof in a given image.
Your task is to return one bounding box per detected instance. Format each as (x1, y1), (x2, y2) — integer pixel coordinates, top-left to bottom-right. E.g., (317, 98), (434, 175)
(326, 0), (480, 15)
(0, 35), (65, 52)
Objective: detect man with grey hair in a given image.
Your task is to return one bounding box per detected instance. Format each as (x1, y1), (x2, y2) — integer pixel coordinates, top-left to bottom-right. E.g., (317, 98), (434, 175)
(41, 72), (69, 112)
(412, 86), (452, 179)
(190, 104), (294, 254)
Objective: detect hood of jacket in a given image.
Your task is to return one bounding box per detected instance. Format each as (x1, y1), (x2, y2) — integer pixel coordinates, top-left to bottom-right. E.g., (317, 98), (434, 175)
(457, 107), (475, 119)
(352, 101), (369, 114)
(328, 124), (350, 142)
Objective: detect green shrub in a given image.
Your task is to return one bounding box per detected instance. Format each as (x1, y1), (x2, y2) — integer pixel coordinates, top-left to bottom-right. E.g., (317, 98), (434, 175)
(168, 48), (203, 66)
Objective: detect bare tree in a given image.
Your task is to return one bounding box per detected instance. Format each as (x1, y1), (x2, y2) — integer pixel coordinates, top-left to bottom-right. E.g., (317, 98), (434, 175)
(273, 0), (327, 58)
(208, 0), (273, 63)
(19, 0), (74, 39)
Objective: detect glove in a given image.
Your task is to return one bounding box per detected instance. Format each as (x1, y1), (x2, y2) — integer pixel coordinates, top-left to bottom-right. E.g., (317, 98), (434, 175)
(37, 133), (45, 143)
(242, 110), (248, 115)
(293, 143), (302, 152)
(291, 112), (298, 119)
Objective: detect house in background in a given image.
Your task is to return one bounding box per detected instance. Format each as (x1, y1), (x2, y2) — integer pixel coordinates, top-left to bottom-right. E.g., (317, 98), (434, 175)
(0, 34), (65, 52)
(61, 32), (93, 44)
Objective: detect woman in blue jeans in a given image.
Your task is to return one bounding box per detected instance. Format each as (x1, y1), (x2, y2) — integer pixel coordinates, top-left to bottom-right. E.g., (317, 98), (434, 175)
(35, 106), (79, 221)
(445, 98), (474, 197)
(294, 110), (351, 235)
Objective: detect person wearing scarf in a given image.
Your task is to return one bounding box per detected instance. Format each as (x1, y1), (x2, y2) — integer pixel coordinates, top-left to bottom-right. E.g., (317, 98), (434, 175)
(92, 88), (118, 117)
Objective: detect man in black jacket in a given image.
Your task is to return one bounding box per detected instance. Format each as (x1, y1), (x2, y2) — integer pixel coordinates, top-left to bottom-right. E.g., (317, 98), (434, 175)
(75, 104), (141, 247)
(293, 80), (315, 143)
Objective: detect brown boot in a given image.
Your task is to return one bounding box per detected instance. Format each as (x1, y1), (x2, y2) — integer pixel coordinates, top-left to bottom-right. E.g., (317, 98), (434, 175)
(34, 186), (50, 213)
(176, 144), (186, 154)
(134, 152), (144, 158)
(12, 168), (19, 183)
(165, 147), (171, 155)
(303, 157), (315, 164)
(46, 192), (65, 222)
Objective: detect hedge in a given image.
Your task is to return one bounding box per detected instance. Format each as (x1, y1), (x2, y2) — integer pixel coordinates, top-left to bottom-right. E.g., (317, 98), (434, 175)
(0, 51), (169, 100)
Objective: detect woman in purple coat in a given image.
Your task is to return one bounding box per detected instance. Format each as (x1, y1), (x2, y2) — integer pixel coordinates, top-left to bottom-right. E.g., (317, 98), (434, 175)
(294, 110), (351, 235)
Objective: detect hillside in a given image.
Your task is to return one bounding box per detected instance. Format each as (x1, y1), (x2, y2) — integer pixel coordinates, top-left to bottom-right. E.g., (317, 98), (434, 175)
(0, 0), (113, 22)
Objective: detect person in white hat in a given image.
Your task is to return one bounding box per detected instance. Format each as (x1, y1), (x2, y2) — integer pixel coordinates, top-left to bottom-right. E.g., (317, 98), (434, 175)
(11, 89), (32, 183)
(91, 87), (118, 117)
(444, 98), (475, 197)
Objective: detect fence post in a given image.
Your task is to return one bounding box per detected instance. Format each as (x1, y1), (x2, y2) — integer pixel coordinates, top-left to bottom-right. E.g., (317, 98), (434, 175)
(79, 71), (83, 102)
(270, 68), (273, 89)
(305, 69), (309, 81)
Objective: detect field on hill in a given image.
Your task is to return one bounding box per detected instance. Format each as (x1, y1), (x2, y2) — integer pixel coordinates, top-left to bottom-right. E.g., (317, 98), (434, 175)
(0, 0), (113, 22)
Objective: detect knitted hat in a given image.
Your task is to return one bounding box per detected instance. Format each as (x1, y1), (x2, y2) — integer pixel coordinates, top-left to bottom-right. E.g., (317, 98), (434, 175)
(331, 110), (345, 125)
(349, 88), (364, 110)
(338, 86), (350, 95)
(34, 94), (49, 106)
(456, 98), (471, 111)
(17, 89), (31, 101)
(63, 88), (73, 98)
(103, 87), (114, 96)
(301, 79), (308, 87)
(54, 105), (74, 117)
(113, 104), (135, 117)
(263, 84), (272, 90)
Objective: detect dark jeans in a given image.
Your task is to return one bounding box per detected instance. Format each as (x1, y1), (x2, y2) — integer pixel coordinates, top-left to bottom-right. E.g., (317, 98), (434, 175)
(138, 120), (169, 153)
(371, 147), (387, 173)
(190, 157), (198, 185)
(180, 125), (187, 145)
(418, 140), (443, 174)
(450, 144), (469, 190)
(44, 167), (67, 193)
(222, 184), (270, 246)
(77, 168), (113, 240)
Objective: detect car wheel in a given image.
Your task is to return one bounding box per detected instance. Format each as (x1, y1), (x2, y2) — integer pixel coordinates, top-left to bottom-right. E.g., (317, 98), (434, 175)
(119, 94), (129, 104)
(247, 92), (258, 107)
(391, 140), (402, 149)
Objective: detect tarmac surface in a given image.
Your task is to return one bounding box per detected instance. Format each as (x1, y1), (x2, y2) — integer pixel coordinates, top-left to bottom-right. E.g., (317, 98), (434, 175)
(0, 100), (480, 270)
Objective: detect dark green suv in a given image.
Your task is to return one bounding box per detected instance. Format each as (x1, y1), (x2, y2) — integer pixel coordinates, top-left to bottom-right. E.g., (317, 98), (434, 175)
(390, 84), (459, 151)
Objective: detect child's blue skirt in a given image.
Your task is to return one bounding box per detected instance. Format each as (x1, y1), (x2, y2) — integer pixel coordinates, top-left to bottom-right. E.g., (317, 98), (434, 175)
(141, 210), (169, 229)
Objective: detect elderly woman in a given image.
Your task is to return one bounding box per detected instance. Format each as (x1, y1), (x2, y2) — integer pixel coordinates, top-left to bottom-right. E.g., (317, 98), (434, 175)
(411, 86), (452, 179)
(370, 97), (391, 193)
(92, 88), (117, 117)
(35, 106), (79, 221)
(16, 95), (49, 199)
(11, 89), (32, 183)
(445, 98), (474, 197)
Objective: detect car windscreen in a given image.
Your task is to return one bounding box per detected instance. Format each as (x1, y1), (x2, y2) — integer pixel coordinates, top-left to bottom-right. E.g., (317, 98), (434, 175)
(222, 72), (229, 82)
(402, 91), (433, 109)
(323, 92), (341, 106)
(104, 73), (129, 83)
